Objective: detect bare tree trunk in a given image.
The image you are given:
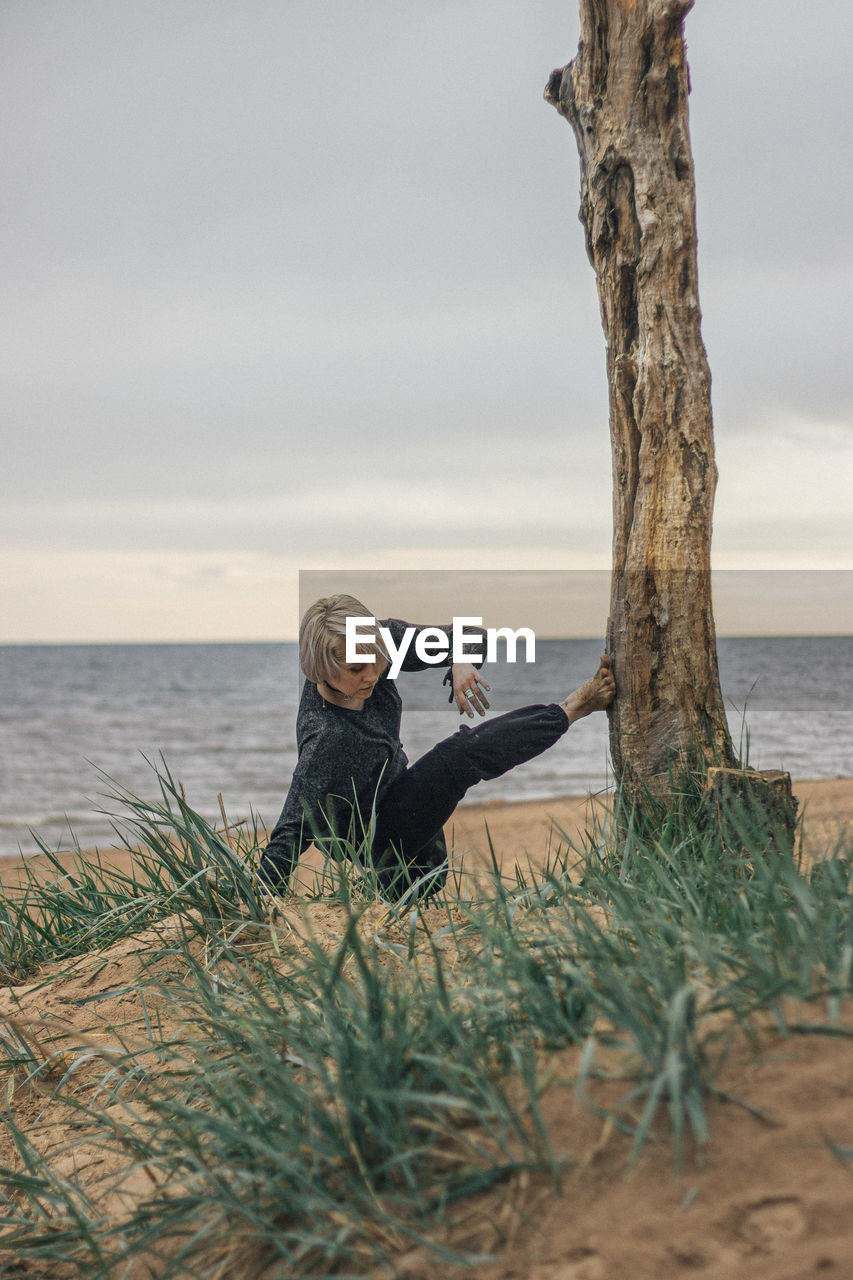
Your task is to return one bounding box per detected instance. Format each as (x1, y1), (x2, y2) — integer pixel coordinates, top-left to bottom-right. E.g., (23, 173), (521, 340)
(545, 0), (738, 800)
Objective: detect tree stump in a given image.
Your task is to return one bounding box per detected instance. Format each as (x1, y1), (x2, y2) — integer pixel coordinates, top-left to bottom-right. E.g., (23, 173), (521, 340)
(705, 767), (798, 858)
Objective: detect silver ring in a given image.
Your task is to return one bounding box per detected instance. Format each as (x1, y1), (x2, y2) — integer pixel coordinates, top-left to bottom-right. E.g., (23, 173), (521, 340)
(465, 688), (477, 698)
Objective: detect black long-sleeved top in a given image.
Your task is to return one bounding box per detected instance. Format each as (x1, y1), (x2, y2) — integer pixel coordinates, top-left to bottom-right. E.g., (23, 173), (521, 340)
(260, 619), (485, 883)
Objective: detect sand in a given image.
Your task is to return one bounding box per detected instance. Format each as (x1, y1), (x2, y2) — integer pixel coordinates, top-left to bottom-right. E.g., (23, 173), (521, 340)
(444, 775), (853, 870)
(3, 777), (849, 891)
(0, 777), (851, 1278)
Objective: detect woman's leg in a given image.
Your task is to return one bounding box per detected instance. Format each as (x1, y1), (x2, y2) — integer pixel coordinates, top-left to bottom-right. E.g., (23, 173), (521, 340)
(374, 832), (449, 898)
(372, 657), (616, 896)
(372, 703), (570, 893)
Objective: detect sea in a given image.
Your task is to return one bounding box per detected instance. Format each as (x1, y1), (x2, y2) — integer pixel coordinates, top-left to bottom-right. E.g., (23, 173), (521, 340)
(0, 636), (851, 859)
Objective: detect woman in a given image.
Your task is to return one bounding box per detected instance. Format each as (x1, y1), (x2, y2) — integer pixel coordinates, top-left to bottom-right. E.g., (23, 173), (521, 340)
(259, 594), (615, 898)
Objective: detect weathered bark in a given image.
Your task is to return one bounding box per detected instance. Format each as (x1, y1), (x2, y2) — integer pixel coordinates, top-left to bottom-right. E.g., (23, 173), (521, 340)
(706, 768), (798, 857)
(545, 0), (738, 799)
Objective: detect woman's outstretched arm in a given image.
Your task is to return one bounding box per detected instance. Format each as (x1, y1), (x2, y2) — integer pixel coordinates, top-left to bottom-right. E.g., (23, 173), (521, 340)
(380, 618), (491, 717)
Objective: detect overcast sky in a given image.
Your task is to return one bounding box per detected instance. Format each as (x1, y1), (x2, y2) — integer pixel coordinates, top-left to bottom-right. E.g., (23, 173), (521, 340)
(2, 1), (851, 641)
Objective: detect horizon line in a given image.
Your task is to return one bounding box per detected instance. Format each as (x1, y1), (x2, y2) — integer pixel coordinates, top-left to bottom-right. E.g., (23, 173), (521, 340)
(2, 631), (851, 647)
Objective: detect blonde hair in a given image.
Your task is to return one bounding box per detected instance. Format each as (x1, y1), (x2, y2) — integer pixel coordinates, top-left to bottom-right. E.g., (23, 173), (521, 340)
(299, 594), (389, 685)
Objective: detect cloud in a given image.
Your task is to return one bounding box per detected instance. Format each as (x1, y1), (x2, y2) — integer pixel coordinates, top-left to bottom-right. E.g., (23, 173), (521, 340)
(0, 547), (302, 644)
(2, 2), (851, 639)
(714, 413), (853, 568)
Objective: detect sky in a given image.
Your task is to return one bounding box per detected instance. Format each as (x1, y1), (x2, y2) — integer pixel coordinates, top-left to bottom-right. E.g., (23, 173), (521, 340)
(2, 1), (852, 642)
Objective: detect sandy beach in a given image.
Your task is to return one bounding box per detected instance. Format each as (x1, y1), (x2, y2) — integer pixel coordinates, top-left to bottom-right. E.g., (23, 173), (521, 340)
(445, 775), (853, 866)
(2, 776), (850, 889)
(1, 777), (851, 1278)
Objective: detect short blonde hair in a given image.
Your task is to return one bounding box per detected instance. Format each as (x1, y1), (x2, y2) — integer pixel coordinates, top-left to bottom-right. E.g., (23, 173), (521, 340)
(299, 594), (390, 685)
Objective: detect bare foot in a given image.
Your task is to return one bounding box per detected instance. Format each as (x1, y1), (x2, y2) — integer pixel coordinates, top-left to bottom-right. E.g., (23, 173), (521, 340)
(560, 654), (616, 725)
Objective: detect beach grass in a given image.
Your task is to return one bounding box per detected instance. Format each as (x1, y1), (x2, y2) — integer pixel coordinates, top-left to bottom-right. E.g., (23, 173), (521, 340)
(0, 765), (268, 984)
(0, 765), (851, 1278)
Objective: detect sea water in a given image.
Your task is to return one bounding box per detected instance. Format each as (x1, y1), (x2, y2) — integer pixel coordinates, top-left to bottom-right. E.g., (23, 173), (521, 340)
(0, 636), (850, 857)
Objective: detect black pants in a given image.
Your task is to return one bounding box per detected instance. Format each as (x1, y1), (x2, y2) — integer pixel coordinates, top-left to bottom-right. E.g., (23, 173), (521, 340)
(372, 703), (569, 897)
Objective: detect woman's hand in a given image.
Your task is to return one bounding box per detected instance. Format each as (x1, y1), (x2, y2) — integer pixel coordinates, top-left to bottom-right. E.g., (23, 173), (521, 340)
(452, 663), (490, 718)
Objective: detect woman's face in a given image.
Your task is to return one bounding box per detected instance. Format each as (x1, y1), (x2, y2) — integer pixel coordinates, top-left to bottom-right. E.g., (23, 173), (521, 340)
(327, 646), (383, 700)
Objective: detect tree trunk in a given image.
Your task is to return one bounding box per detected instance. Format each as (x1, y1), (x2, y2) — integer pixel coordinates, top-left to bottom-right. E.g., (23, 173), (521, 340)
(545, 0), (738, 801)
